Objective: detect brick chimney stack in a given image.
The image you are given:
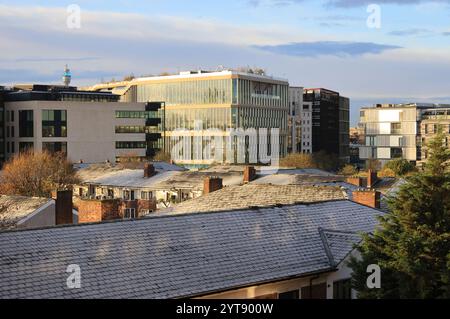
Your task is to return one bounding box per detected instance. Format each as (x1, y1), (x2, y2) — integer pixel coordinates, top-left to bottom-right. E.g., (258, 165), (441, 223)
(367, 170), (378, 189)
(243, 166), (257, 184)
(54, 190), (73, 225)
(144, 163), (156, 178)
(204, 177), (223, 194)
(352, 190), (381, 209)
(346, 176), (364, 187)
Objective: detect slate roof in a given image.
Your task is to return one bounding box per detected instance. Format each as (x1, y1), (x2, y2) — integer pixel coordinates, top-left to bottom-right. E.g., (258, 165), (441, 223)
(0, 196), (52, 230)
(0, 200), (382, 299)
(158, 184), (348, 215)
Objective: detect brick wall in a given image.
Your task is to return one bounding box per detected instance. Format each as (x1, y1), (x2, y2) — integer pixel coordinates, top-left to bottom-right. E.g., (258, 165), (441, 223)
(204, 177), (223, 194)
(346, 176), (364, 187)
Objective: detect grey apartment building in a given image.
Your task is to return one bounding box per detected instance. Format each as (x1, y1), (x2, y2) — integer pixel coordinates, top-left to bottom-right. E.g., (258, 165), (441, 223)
(359, 103), (450, 166)
(2, 84), (164, 164)
(87, 70), (289, 168)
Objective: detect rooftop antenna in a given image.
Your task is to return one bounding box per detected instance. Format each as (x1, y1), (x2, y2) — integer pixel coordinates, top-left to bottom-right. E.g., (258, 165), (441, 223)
(63, 64), (71, 86)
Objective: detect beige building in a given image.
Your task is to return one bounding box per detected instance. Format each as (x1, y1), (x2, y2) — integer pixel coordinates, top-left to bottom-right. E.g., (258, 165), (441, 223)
(3, 84), (162, 164)
(419, 108), (450, 165)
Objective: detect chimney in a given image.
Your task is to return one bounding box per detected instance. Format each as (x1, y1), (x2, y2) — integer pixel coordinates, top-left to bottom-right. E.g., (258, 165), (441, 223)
(367, 170), (378, 189)
(204, 177), (223, 194)
(243, 166), (257, 184)
(144, 163), (156, 178)
(352, 190), (381, 209)
(346, 176), (364, 187)
(54, 190), (73, 225)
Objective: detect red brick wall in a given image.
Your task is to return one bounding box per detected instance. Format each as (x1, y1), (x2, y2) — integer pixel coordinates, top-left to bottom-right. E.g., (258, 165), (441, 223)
(78, 199), (121, 223)
(243, 166), (257, 184)
(367, 170), (378, 189)
(353, 191), (381, 209)
(54, 190), (73, 225)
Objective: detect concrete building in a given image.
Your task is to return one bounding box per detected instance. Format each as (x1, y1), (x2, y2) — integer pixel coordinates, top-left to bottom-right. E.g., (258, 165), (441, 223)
(0, 87), (5, 166)
(2, 84), (164, 164)
(0, 200), (383, 299)
(359, 103), (450, 166)
(288, 87), (313, 153)
(86, 70), (290, 168)
(303, 88), (350, 162)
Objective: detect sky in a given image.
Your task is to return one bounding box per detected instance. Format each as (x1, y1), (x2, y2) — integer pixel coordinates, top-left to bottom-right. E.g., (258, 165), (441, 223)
(1, 0), (450, 125)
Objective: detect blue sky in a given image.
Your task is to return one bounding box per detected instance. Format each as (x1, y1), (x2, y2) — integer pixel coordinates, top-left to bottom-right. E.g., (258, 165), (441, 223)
(1, 0), (450, 125)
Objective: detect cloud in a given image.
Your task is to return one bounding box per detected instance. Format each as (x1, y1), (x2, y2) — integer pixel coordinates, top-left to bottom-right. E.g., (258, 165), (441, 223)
(388, 28), (433, 36)
(443, 32), (450, 36)
(254, 41), (402, 57)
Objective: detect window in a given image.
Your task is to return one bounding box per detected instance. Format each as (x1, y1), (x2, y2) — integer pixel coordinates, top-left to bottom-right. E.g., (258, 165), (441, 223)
(19, 110), (34, 137)
(141, 191), (152, 200)
(391, 147), (403, 159)
(116, 141), (147, 149)
(391, 123), (401, 134)
(115, 126), (146, 134)
(11, 142), (15, 153)
(11, 126), (14, 138)
(333, 279), (352, 299)
(124, 208), (136, 219)
(19, 142), (33, 153)
(279, 290), (299, 299)
(10, 111), (14, 122)
(42, 110), (67, 137)
(42, 142), (67, 154)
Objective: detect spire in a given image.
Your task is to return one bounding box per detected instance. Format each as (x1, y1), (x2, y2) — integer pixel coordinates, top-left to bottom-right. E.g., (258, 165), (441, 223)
(63, 64), (72, 86)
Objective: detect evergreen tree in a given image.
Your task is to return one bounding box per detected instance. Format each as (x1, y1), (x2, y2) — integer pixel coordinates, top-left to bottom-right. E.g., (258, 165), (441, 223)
(349, 131), (450, 299)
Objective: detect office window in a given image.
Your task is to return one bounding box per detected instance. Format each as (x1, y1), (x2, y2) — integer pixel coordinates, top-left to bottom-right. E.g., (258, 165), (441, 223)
(42, 142), (67, 154)
(11, 126), (14, 138)
(391, 147), (403, 159)
(19, 110), (34, 137)
(11, 142), (15, 153)
(333, 279), (352, 299)
(6, 142), (9, 153)
(42, 110), (67, 137)
(279, 290), (300, 299)
(115, 141), (147, 149)
(10, 111), (14, 122)
(115, 126), (146, 134)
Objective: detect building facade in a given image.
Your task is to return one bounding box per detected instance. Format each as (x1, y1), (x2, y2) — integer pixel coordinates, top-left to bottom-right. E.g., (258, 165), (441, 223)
(359, 103), (450, 166)
(0, 87), (5, 166)
(87, 70), (289, 167)
(288, 87), (313, 154)
(3, 85), (164, 164)
(303, 88), (350, 162)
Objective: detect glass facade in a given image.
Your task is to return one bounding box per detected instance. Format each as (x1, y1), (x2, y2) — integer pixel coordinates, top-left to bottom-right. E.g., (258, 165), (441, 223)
(119, 74), (289, 164)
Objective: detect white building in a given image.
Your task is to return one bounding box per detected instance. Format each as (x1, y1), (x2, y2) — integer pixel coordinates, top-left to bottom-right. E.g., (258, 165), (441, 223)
(289, 87), (312, 154)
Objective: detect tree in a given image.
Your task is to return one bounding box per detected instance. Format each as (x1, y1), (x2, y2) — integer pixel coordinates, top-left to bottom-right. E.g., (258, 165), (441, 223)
(0, 150), (80, 198)
(280, 151), (340, 171)
(339, 164), (358, 176)
(383, 158), (416, 177)
(349, 132), (450, 299)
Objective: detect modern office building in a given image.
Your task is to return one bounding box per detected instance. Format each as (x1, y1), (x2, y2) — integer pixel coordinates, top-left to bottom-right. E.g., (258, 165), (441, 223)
(358, 103), (450, 166)
(87, 70), (289, 167)
(2, 84), (164, 164)
(0, 87), (6, 166)
(288, 87), (313, 154)
(303, 88), (350, 162)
